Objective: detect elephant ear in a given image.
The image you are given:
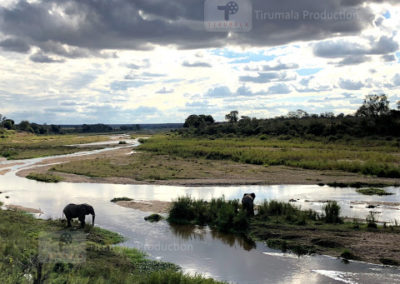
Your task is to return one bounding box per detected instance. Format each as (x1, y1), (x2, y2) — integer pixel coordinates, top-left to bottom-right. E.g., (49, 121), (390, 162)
(251, 193), (256, 199)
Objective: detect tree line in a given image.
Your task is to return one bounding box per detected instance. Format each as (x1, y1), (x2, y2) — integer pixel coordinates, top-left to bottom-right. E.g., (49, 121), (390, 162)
(0, 115), (141, 134)
(182, 95), (400, 138)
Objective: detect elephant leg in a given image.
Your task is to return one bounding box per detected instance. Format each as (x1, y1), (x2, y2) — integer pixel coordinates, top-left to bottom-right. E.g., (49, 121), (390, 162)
(79, 216), (85, 228)
(66, 218), (72, 227)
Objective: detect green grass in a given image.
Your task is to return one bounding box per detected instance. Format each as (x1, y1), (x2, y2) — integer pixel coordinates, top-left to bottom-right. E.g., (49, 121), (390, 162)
(0, 208), (222, 283)
(111, 197), (133, 202)
(26, 173), (64, 183)
(356, 188), (393, 196)
(0, 132), (109, 160)
(138, 135), (400, 178)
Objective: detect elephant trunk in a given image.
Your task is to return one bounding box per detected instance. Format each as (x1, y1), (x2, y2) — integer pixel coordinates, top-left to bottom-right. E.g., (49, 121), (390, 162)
(92, 214), (95, 226)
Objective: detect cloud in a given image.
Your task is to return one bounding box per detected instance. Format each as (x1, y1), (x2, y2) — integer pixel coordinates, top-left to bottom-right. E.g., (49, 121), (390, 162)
(338, 79), (364, 90)
(156, 87), (174, 94)
(29, 52), (65, 63)
(206, 86), (233, 98)
(314, 36), (399, 63)
(336, 55), (370, 66)
(182, 61), (212, 68)
(393, 74), (400, 87)
(205, 85), (264, 98)
(381, 54), (396, 62)
(240, 71), (296, 84)
(262, 62), (299, 71)
(0, 0), (383, 58)
(0, 37), (30, 53)
(267, 83), (291, 94)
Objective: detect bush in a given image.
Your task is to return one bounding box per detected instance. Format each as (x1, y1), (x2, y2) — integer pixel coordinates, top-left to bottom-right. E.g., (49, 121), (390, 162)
(144, 214), (163, 222)
(323, 201), (342, 224)
(168, 196), (249, 233)
(366, 212), (378, 229)
(340, 249), (359, 260)
(110, 197), (133, 202)
(26, 173), (63, 183)
(356, 188), (393, 196)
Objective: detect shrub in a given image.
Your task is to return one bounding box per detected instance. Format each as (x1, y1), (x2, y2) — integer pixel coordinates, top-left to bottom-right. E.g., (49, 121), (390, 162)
(366, 212), (378, 229)
(26, 173), (63, 183)
(167, 196), (249, 233)
(144, 214), (163, 222)
(379, 258), (399, 266)
(323, 201), (342, 224)
(110, 197), (133, 202)
(356, 188), (393, 196)
(340, 249), (359, 260)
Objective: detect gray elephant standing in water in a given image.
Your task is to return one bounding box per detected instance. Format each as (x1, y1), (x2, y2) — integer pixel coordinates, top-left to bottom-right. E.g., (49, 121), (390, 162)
(63, 203), (95, 228)
(242, 193), (256, 216)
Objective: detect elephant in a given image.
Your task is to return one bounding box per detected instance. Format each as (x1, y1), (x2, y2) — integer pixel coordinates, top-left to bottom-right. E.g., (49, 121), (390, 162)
(63, 203), (95, 228)
(242, 193), (256, 216)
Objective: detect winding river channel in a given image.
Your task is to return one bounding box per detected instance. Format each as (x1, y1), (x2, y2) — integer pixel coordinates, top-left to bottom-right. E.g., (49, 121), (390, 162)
(1, 138), (400, 283)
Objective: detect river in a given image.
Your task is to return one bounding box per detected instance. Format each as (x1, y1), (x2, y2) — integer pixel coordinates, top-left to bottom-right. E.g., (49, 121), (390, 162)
(0, 138), (399, 283)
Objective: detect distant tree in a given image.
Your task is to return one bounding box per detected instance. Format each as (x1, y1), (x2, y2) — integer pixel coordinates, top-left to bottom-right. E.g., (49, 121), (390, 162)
(355, 94), (390, 117)
(184, 115), (214, 128)
(0, 114), (6, 127)
(288, 109), (309, 119)
(397, 100), (400, 111)
(225, 110), (239, 123)
(2, 119), (14, 130)
(50, 124), (61, 134)
(18, 120), (33, 132)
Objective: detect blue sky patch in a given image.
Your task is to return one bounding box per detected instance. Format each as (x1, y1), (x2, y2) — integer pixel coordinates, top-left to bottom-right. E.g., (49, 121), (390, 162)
(383, 11), (391, 19)
(396, 52), (400, 62)
(211, 49), (276, 64)
(296, 68), (323, 76)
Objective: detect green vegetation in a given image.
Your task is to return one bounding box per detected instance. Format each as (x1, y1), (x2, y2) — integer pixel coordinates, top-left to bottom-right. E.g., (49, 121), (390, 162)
(0, 132), (108, 159)
(144, 214), (163, 222)
(356, 188), (393, 196)
(138, 135), (400, 178)
(379, 258), (399, 266)
(111, 197), (133, 202)
(168, 196), (249, 233)
(340, 249), (360, 260)
(167, 197), (400, 262)
(180, 95), (400, 138)
(52, 151), (275, 183)
(0, 208), (222, 283)
(323, 201), (342, 224)
(26, 172), (64, 183)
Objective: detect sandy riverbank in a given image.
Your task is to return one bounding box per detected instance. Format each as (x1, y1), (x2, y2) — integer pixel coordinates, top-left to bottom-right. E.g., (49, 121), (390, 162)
(15, 147), (400, 186)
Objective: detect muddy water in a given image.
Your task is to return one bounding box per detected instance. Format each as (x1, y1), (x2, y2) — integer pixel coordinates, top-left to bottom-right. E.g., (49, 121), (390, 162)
(0, 140), (400, 283)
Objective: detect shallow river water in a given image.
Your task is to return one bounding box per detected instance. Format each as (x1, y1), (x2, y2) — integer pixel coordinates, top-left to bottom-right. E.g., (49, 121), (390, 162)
(0, 139), (400, 283)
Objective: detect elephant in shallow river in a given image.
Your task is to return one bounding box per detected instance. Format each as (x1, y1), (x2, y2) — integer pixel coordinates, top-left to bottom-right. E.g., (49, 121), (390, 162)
(242, 193), (256, 216)
(63, 203), (95, 228)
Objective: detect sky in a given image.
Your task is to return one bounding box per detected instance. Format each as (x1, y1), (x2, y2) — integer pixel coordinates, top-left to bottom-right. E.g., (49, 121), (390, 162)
(0, 0), (399, 124)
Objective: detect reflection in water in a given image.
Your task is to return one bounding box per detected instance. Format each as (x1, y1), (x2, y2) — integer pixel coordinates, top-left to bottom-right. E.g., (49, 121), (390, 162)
(170, 224), (256, 251)
(170, 224), (206, 241)
(210, 229), (256, 251)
